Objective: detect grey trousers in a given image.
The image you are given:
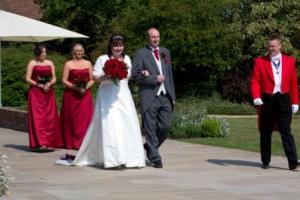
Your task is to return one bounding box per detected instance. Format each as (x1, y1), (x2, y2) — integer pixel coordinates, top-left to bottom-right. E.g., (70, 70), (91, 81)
(143, 94), (173, 162)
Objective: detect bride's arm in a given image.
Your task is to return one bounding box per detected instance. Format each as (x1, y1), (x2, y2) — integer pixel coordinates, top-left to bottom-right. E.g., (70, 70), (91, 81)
(93, 55), (106, 83)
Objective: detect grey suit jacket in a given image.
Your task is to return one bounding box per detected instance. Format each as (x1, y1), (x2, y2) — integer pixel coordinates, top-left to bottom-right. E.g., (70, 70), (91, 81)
(132, 45), (176, 113)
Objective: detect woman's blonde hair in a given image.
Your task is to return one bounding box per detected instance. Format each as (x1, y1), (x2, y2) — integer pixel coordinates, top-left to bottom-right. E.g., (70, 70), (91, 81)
(72, 43), (85, 58)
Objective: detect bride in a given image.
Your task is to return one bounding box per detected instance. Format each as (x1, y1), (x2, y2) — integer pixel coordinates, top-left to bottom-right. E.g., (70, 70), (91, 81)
(56, 35), (145, 168)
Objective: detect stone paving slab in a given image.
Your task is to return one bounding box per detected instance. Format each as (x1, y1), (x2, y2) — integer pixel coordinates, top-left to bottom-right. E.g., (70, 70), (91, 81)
(0, 127), (300, 200)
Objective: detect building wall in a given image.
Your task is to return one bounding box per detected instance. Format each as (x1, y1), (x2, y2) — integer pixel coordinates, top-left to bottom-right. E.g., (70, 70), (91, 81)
(0, 0), (41, 19)
(0, 107), (28, 132)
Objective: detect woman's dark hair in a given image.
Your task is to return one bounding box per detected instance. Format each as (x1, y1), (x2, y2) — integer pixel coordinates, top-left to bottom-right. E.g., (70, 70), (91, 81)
(34, 44), (46, 57)
(107, 34), (125, 58)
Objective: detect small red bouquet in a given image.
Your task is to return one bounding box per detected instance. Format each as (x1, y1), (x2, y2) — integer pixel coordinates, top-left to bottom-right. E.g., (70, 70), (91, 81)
(103, 58), (128, 85)
(37, 70), (52, 84)
(37, 75), (51, 84)
(73, 75), (89, 90)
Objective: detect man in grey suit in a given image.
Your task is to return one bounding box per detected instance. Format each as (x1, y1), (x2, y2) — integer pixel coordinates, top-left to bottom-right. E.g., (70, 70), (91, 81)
(132, 28), (176, 168)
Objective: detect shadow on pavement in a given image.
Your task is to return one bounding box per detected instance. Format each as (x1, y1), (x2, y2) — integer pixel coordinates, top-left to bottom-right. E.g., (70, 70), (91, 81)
(3, 144), (54, 153)
(207, 159), (287, 170)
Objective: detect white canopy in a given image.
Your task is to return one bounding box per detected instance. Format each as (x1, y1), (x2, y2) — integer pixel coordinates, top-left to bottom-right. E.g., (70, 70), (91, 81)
(0, 10), (88, 42)
(0, 10), (89, 107)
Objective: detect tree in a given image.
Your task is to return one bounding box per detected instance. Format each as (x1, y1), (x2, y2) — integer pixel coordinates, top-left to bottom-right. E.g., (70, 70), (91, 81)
(37, 0), (237, 95)
(36, 0), (139, 58)
(228, 0), (300, 60)
(110, 0), (237, 96)
(36, 0), (300, 99)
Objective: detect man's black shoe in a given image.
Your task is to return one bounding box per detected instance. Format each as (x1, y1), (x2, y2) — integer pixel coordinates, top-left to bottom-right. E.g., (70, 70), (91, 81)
(145, 160), (163, 168)
(145, 160), (153, 167)
(289, 162), (300, 171)
(261, 163), (269, 169)
(153, 160), (163, 168)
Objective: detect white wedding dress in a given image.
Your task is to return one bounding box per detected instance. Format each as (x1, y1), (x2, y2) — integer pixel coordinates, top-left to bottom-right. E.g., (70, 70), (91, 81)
(56, 55), (145, 168)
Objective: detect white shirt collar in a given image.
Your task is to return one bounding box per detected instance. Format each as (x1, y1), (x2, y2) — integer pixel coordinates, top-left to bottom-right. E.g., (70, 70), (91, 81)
(150, 46), (159, 51)
(270, 53), (281, 61)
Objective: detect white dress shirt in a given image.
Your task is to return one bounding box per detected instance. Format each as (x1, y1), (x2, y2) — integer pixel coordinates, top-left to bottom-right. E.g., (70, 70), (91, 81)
(151, 47), (166, 95)
(271, 53), (282, 94)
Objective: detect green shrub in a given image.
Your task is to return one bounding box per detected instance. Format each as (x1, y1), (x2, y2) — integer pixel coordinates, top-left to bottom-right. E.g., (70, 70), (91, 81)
(219, 118), (230, 137)
(206, 102), (256, 115)
(200, 118), (220, 137)
(184, 121), (203, 138)
(176, 95), (256, 115)
(170, 113), (190, 138)
(199, 117), (229, 138)
(170, 103), (230, 139)
(171, 113), (229, 139)
(203, 93), (256, 115)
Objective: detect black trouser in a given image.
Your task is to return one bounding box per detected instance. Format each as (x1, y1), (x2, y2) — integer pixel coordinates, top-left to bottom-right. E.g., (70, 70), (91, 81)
(259, 92), (298, 165)
(143, 93), (173, 163)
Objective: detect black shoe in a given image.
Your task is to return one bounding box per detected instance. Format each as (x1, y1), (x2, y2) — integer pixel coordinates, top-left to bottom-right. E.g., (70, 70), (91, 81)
(289, 162), (300, 171)
(144, 143), (150, 160)
(145, 160), (153, 167)
(261, 163), (269, 169)
(153, 160), (163, 168)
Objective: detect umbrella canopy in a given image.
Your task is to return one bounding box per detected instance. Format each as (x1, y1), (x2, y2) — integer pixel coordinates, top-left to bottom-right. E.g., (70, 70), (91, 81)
(0, 10), (89, 107)
(0, 10), (88, 42)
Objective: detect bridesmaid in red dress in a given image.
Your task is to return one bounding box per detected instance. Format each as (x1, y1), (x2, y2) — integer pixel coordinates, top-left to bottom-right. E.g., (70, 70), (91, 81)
(25, 44), (63, 150)
(60, 43), (94, 150)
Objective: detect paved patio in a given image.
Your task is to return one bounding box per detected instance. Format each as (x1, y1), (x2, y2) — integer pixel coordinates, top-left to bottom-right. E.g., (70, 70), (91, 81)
(0, 127), (299, 200)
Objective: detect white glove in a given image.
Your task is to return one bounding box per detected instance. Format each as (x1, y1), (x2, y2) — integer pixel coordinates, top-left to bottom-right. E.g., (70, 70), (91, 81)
(253, 98), (263, 106)
(292, 104), (299, 114)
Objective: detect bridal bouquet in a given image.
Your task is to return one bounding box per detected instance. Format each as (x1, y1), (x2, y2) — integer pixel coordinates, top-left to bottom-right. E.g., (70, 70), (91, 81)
(103, 59), (128, 85)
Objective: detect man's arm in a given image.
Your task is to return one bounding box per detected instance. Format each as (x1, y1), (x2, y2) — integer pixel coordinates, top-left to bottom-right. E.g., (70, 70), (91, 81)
(131, 51), (158, 85)
(290, 57), (299, 104)
(251, 58), (263, 105)
(167, 50), (176, 102)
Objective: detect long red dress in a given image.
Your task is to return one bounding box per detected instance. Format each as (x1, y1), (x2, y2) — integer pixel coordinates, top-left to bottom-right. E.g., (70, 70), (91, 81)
(27, 65), (63, 149)
(60, 68), (93, 150)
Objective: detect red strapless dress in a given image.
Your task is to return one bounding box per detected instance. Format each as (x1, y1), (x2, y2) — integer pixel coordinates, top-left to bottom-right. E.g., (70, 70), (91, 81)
(27, 65), (63, 149)
(60, 68), (93, 150)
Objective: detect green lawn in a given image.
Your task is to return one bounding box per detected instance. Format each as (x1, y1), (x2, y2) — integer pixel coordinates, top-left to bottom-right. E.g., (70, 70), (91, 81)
(181, 115), (300, 156)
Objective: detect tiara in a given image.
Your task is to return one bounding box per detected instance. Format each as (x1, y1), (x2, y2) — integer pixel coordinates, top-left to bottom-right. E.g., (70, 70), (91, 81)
(112, 35), (124, 40)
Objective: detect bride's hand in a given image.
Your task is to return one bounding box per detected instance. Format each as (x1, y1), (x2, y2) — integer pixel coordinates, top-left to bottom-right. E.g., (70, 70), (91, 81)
(100, 75), (112, 83)
(92, 71), (101, 82)
(142, 70), (150, 77)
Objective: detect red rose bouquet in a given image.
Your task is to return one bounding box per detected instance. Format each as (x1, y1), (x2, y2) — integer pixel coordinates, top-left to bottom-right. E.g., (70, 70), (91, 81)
(73, 75), (89, 90)
(103, 58), (128, 85)
(37, 75), (51, 84)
